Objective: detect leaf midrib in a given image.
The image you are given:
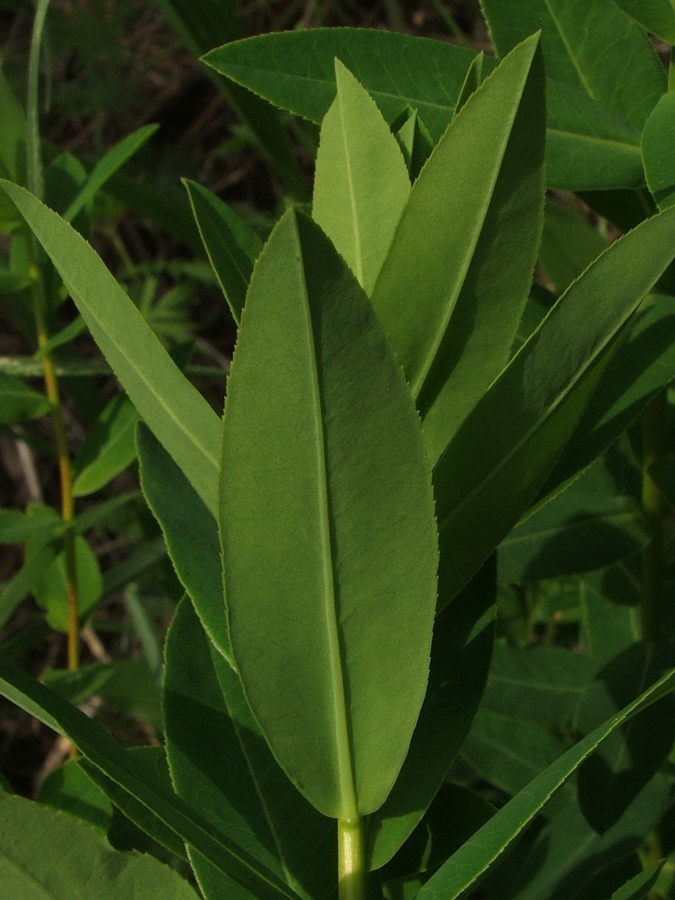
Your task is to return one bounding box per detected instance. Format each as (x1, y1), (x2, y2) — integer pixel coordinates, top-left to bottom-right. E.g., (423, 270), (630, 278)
(296, 219), (358, 821)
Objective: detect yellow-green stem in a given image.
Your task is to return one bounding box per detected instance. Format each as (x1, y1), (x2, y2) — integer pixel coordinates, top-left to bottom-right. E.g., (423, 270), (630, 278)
(338, 818), (366, 900)
(641, 391), (666, 644)
(29, 253), (79, 671)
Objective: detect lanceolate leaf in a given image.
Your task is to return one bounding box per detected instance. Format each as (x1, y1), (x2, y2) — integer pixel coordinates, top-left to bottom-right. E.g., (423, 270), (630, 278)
(612, 0), (675, 43)
(370, 34), (544, 464)
(0, 181), (221, 514)
(414, 665), (675, 900)
(0, 662), (299, 900)
(312, 60), (410, 297)
(433, 204), (675, 609)
(183, 178), (262, 325)
(203, 29), (483, 142)
(219, 208), (438, 819)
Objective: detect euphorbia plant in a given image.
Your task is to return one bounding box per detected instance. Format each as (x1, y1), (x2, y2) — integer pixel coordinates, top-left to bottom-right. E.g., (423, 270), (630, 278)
(3, 4), (675, 899)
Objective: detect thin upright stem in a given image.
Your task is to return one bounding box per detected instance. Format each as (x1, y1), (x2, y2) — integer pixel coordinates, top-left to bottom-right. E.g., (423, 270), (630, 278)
(338, 817), (367, 900)
(29, 249), (79, 671)
(641, 390), (666, 644)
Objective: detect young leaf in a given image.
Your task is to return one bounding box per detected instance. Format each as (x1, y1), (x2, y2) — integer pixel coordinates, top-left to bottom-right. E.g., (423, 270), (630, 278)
(392, 108), (433, 180)
(370, 33), (545, 464)
(312, 60), (410, 296)
(0, 794), (200, 900)
(480, 0), (666, 130)
(164, 599), (335, 900)
(0, 662), (300, 900)
(414, 664), (675, 900)
(642, 92), (675, 211)
(219, 208), (438, 819)
(0, 181), (221, 514)
(433, 204), (675, 609)
(183, 178), (262, 325)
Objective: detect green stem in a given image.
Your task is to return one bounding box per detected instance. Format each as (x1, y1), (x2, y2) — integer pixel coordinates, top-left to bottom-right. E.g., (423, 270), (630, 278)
(28, 248), (80, 672)
(641, 391), (666, 643)
(338, 817), (366, 900)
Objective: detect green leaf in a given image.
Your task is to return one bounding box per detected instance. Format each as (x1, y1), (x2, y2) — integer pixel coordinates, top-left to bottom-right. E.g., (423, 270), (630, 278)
(312, 60), (410, 296)
(72, 394), (139, 496)
(0, 794), (200, 900)
(183, 178), (262, 325)
(203, 28), (486, 143)
(0, 181), (221, 515)
(32, 535), (102, 631)
(498, 466), (650, 583)
(368, 559), (495, 869)
(609, 861), (666, 900)
(577, 643), (675, 834)
(370, 34), (545, 464)
(642, 91), (675, 211)
(538, 198), (608, 294)
(43, 663), (115, 706)
(0, 662), (301, 900)
(164, 598), (335, 900)
(0, 372), (51, 422)
(612, 0), (675, 44)
(0, 507), (62, 544)
(136, 423), (230, 662)
(63, 124), (158, 223)
(545, 80), (644, 190)
(414, 664), (675, 900)
(542, 293), (675, 499)
(392, 108), (434, 180)
(579, 575), (641, 667)
(432, 204), (675, 609)
(461, 644), (595, 797)
(38, 758), (113, 833)
(480, 0), (666, 130)
(487, 774), (668, 900)
(220, 208), (438, 819)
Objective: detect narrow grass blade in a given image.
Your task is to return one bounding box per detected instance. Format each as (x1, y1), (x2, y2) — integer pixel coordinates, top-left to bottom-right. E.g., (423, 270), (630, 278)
(63, 124), (158, 223)
(415, 665), (675, 900)
(0, 181), (221, 514)
(0, 662), (300, 900)
(220, 208), (438, 819)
